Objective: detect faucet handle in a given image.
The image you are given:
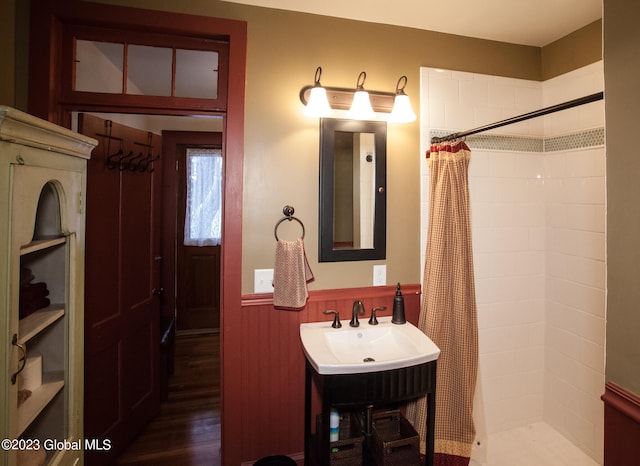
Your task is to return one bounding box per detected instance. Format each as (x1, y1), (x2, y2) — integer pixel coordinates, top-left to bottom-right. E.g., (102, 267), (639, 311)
(368, 306), (386, 325)
(323, 309), (342, 328)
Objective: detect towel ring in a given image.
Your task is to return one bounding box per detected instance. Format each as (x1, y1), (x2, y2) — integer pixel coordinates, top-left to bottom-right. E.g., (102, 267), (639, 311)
(274, 205), (305, 241)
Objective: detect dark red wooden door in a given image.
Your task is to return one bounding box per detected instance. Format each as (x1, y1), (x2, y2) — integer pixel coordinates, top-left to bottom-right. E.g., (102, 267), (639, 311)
(161, 131), (222, 333)
(176, 136), (222, 331)
(79, 113), (162, 465)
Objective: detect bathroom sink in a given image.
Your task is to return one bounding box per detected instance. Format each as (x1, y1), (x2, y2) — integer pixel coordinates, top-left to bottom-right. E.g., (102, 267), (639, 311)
(300, 316), (440, 375)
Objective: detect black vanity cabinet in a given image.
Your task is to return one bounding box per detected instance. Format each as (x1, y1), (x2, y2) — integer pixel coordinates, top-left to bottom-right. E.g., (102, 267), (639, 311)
(304, 359), (437, 466)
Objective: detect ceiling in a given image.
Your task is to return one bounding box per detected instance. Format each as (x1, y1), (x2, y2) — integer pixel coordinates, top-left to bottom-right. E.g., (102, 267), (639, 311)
(222, 0), (602, 47)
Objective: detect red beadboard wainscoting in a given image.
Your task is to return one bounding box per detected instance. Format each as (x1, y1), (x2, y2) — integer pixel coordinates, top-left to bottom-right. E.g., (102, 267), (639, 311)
(227, 283), (421, 465)
(601, 382), (640, 466)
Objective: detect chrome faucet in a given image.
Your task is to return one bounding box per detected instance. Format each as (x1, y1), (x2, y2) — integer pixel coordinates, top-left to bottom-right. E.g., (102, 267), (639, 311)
(350, 300), (365, 327)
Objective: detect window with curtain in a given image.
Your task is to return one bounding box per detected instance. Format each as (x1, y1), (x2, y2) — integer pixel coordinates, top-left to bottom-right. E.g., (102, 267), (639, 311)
(184, 148), (222, 246)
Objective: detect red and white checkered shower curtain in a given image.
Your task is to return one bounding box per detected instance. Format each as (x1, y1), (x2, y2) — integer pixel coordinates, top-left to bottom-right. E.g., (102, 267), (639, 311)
(407, 141), (479, 466)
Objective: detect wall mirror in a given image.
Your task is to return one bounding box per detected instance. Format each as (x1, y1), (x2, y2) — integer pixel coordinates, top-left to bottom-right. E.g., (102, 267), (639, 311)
(319, 118), (386, 262)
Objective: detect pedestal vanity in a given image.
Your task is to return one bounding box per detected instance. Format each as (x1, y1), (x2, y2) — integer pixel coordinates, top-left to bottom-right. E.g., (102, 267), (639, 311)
(300, 316), (440, 466)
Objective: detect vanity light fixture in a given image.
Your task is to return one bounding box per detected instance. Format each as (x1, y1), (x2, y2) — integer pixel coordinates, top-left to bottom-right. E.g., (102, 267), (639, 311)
(347, 72), (375, 120)
(299, 67), (416, 122)
(389, 76), (417, 123)
(303, 67), (333, 117)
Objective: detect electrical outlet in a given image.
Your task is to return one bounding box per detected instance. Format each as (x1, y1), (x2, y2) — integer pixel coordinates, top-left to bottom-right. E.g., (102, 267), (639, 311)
(254, 269), (274, 293)
(373, 265), (386, 286)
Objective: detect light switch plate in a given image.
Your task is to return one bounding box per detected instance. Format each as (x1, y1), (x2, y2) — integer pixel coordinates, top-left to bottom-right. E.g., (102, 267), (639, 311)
(373, 265), (386, 286)
(254, 269), (274, 293)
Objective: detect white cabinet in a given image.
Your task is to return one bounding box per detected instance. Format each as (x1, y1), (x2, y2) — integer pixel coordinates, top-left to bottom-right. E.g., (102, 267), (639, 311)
(1, 107), (97, 466)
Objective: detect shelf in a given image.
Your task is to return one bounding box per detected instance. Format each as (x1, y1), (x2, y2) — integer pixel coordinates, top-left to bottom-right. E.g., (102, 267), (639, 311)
(20, 237), (66, 256)
(19, 306), (65, 343)
(17, 376), (65, 437)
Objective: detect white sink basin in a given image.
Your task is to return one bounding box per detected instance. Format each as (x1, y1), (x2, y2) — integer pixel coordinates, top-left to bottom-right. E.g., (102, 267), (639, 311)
(300, 316), (440, 375)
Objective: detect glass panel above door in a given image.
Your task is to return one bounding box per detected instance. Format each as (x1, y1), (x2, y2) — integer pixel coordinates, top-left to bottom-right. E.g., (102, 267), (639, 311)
(127, 45), (173, 96)
(175, 49), (219, 99)
(65, 25), (229, 111)
(74, 42), (219, 99)
(75, 40), (124, 93)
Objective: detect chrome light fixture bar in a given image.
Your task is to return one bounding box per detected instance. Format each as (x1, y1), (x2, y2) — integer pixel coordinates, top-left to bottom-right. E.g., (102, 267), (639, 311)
(299, 67), (415, 122)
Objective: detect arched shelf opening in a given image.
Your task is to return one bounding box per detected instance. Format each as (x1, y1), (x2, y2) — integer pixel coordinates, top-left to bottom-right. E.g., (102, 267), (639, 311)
(33, 181), (63, 241)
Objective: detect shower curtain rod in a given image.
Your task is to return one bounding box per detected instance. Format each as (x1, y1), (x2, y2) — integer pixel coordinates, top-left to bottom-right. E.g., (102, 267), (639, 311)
(430, 91), (604, 144)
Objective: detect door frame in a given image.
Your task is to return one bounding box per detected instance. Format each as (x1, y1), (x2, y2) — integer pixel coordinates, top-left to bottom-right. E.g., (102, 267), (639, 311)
(28, 2), (246, 464)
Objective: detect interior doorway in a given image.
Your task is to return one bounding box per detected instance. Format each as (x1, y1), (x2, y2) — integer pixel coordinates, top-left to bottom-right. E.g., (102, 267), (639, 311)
(75, 112), (225, 464)
(29, 3), (247, 463)
(165, 131), (223, 333)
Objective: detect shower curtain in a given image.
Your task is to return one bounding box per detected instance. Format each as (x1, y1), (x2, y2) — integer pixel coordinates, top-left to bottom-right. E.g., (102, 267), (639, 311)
(407, 141), (479, 466)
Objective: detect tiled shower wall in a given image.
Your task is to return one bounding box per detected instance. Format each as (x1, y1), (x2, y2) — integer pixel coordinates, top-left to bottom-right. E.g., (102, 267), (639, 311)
(541, 64), (605, 462)
(420, 62), (605, 463)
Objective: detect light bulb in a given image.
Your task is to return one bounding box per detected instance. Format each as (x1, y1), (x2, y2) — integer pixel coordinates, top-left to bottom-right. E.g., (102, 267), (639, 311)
(348, 90), (375, 120)
(389, 94), (416, 123)
(304, 86), (332, 117)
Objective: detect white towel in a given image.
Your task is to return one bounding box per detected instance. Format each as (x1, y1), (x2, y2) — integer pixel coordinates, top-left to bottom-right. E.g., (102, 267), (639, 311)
(273, 238), (314, 310)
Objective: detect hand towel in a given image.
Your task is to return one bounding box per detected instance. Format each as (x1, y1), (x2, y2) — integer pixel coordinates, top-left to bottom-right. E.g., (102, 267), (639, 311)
(273, 238), (314, 310)
(19, 282), (51, 318)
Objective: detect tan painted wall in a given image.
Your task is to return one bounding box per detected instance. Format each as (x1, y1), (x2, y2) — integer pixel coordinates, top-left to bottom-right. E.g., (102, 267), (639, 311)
(604, 0), (640, 396)
(4, 0), (601, 294)
(542, 19), (603, 80)
(86, 0), (544, 294)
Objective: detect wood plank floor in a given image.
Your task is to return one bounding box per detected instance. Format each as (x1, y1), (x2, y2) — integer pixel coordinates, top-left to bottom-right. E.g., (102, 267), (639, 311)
(117, 333), (221, 466)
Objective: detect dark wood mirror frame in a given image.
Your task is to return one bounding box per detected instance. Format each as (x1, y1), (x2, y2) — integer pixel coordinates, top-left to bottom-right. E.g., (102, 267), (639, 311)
(319, 118), (387, 262)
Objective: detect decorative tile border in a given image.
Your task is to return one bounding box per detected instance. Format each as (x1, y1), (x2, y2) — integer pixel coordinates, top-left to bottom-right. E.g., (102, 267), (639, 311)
(429, 127), (604, 153)
(544, 128), (605, 152)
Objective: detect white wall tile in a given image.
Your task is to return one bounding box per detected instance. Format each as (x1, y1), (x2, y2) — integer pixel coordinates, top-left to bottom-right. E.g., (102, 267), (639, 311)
(515, 154), (544, 178)
(428, 100), (446, 128)
(429, 76), (459, 104)
(469, 151), (490, 176)
(475, 106), (505, 129)
(544, 153), (567, 178)
(460, 79), (489, 107)
(446, 102), (477, 129)
(488, 153), (518, 177)
(488, 82), (516, 109)
(515, 86), (542, 113)
(566, 148), (605, 178)
(566, 256), (605, 289)
(564, 204), (605, 233)
(528, 227), (547, 251)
